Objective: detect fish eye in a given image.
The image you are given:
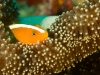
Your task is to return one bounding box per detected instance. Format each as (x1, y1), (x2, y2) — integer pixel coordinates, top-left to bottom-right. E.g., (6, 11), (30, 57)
(32, 32), (36, 36)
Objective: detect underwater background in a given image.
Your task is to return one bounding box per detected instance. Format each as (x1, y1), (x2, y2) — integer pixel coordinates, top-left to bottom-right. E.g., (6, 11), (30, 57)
(1, 0), (100, 75)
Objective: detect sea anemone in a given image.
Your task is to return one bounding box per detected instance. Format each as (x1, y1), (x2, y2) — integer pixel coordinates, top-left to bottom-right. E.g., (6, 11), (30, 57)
(49, 0), (100, 62)
(0, 21), (10, 73)
(0, 0), (100, 75)
(0, 0), (19, 25)
(71, 50), (100, 75)
(1, 38), (71, 75)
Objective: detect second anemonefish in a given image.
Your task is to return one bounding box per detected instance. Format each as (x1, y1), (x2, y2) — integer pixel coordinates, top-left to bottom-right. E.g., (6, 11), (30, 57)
(9, 24), (48, 44)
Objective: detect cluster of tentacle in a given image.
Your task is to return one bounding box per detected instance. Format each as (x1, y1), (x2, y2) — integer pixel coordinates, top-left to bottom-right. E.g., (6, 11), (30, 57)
(0, 0), (19, 25)
(0, 21), (10, 74)
(71, 50), (100, 75)
(49, 0), (100, 64)
(0, 0), (100, 75)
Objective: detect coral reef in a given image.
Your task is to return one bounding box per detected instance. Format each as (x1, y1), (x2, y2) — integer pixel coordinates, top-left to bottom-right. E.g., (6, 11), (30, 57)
(0, 0), (19, 25)
(0, 0), (100, 75)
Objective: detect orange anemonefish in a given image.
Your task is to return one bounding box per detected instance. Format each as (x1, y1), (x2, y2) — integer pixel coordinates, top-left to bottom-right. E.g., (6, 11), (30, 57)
(9, 24), (48, 44)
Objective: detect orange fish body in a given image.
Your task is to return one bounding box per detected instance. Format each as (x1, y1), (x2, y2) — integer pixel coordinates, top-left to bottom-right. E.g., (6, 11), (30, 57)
(9, 24), (48, 44)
